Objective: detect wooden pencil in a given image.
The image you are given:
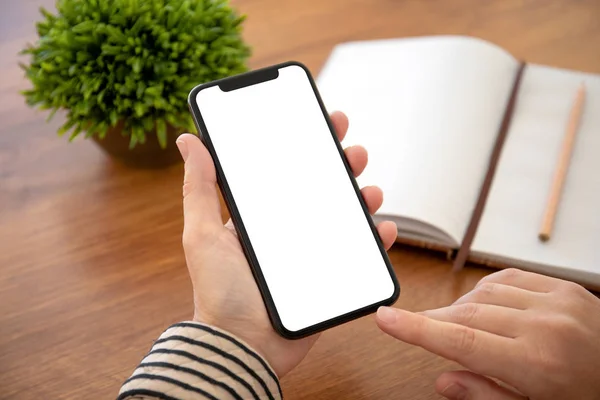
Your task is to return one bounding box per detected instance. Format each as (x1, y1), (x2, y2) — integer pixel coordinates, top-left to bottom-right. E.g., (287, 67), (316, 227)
(539, 83), (586, 242)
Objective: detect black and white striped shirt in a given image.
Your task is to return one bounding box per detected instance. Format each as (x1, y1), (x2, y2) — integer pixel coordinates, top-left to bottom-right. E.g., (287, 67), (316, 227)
(118, 322), (281, 400)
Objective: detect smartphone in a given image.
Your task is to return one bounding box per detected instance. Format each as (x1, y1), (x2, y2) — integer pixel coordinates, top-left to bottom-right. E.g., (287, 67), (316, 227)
(187, 61), (400, 339)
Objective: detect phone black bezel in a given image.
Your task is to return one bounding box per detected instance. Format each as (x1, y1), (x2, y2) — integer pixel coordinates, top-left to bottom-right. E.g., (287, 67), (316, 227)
(187, 61), (400, 339)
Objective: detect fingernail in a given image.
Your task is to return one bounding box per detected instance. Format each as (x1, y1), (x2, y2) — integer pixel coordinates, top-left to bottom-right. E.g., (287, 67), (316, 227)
(377, 306), (397, 324)
(440, 383), (467, 399)
(176, 139), (188, 161)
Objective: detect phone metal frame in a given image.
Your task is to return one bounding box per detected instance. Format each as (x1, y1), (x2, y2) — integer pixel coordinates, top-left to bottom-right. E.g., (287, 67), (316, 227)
(187, 61), (400, 339)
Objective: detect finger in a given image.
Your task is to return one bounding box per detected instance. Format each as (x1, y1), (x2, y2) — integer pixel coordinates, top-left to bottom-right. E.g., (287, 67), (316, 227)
(436, 371), (527, 400)
(375, 307), (523, 385)
(330, 111), (349, 142)
(177, 134), (223, 241)
(361, 186), (383, 214)
(345, 145), (368, 177)
(454, 282), (541, 310)
(420, 304), (525, 338)
(376, 221), (397, 250)
(477, 268), (562, 293)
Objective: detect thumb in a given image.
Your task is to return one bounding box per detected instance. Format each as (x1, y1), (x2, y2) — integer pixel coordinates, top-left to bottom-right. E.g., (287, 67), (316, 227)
(176, 134), (223, 240)
(436, 371), (527, 400)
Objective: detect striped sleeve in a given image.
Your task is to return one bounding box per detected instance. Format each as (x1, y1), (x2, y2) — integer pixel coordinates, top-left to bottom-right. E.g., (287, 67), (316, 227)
(118, 322), (282, 400)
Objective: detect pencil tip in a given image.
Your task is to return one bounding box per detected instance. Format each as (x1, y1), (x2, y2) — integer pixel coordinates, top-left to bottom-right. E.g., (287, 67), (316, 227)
(539, 233), (550, 242)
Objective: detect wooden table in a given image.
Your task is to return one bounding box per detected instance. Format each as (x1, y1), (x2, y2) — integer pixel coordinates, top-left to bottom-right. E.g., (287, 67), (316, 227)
(1, 1), (599, 398)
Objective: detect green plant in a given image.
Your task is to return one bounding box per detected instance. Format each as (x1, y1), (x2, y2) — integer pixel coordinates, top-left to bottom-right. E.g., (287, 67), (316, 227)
(21, 0), (250, 149)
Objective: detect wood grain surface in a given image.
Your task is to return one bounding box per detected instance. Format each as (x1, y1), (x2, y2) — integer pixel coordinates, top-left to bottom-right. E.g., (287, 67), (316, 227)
(1, 1), (599, 399)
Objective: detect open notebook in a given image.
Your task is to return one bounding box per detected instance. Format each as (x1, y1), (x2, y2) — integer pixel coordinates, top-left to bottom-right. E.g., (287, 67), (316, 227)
(317, 36), (600, 288)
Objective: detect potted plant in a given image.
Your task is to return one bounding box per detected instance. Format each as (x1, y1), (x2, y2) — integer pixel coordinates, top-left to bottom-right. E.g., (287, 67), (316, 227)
(20, 0), (250, 168)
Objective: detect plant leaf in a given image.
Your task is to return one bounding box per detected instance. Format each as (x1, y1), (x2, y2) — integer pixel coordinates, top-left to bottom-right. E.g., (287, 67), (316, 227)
(129, 130), (138, 149)
(68, 122), (83, 141)
(109, 110), (118, 126)
(58, 119), (77, 136)
(46, 107), (59, 122)
(132, 58), (142, 74)
(156, 119), (167, 149)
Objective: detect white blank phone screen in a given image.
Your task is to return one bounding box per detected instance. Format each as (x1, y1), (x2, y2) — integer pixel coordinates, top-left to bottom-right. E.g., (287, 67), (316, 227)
(195, 64), (396, 333)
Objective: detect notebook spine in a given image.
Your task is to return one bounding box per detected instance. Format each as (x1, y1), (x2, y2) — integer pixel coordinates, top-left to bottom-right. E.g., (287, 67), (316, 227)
(452, 61), (528, 272)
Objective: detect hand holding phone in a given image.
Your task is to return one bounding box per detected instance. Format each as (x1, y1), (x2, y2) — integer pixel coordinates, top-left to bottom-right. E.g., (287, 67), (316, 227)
(183, 61), (399, 373)
(176, 109), (398, 377)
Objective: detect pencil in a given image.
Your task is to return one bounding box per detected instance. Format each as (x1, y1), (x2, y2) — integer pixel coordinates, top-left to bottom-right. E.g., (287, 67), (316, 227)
(539, 82), (586, 242)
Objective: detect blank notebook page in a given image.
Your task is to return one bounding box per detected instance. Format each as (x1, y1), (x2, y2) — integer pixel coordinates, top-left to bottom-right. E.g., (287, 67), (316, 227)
(473, 65), (600, 278)
(317, 36), (518, 243)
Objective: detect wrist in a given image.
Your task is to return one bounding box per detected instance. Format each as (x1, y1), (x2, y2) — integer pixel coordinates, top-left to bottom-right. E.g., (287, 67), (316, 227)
(192, 312), (279, 376)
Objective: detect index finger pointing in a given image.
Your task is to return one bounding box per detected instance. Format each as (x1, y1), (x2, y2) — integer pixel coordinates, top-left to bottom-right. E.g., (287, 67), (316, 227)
(375, 307), (526, 387)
